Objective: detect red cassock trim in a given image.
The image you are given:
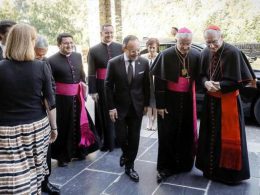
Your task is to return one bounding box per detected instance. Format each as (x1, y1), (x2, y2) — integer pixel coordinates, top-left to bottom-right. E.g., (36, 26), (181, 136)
(208, 90), (242, 170)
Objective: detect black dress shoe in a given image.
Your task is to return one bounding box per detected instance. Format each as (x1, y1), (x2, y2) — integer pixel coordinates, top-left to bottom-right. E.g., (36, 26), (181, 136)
(57, 161), (68, 167)
(100, 146), (109, 152)
(157, 171), (170, 183)
(42, 182), (60, 195)
(120, 155), (126, 167)
(125, 168), (139, 182)
(77, 153), (86, 161)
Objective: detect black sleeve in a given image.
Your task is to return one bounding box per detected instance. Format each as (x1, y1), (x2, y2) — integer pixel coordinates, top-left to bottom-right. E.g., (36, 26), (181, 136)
(220, 80), (242, 94)
(42, 61), (56, 110)
(79, 54), (86, 83)
(193, 53), (202, 82)
(87, 49), (97, 93)
(143, 62), (150, 107)
(105, 60), (115, 110)
(200, 51), (210, 90)
(45, 61), (56, 94)
(154, 76), (166, 109)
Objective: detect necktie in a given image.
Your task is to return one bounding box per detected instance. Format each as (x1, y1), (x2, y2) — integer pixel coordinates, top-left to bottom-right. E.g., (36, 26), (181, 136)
(128, 60), (133, 84)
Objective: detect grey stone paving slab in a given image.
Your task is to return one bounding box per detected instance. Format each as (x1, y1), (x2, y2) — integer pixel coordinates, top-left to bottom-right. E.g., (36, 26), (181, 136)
(154, 183), (205, 195)
(105, 160), (159, 195)
(137, 137), (157, 159)
(139, 136), (157, 149)
(208, 177), (260, 195)
(88, 137), (157, 174)
(164, 167), (209, 189)
(138, 140), (158, 162)
(88, 148), (124, 174)
(59, 169), (119, 195)
(249, 152), (260, 178)
(45, 118), (260, 195)
(49, 151), (104, 186)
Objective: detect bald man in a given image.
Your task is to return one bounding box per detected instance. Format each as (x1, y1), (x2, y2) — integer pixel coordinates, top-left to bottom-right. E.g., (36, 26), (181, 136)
(35, 35), (60, 195)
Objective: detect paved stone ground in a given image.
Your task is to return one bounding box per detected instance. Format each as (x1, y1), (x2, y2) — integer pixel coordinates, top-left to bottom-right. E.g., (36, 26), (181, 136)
(44, 99), (260, 195)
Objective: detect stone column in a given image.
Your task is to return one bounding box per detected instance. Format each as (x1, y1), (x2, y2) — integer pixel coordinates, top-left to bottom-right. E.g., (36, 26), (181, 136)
(114, 0), (122, 42)
(99, 0), (112, 25)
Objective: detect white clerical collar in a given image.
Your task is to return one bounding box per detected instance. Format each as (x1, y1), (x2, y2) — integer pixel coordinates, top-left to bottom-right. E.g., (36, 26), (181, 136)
(59, 51), (72, 57)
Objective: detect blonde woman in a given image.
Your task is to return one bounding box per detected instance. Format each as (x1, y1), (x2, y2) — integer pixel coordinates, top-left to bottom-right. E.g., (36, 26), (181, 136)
(141, 38), (159, 130)
(0, 24), (57, 194)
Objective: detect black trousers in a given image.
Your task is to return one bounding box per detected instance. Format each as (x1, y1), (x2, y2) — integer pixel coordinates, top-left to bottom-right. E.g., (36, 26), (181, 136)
(115, 105), (142, 168)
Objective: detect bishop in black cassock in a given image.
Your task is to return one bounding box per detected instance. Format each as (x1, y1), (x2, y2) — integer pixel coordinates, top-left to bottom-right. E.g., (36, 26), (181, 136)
(152, 28), (200, 182)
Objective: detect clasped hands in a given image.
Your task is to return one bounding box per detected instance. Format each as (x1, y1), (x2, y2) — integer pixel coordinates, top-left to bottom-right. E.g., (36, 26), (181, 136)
(204, 80), (220, 92)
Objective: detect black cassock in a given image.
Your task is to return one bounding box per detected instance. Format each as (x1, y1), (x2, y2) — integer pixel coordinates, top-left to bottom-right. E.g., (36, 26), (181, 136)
(49, 52), (98, 162)
(195, 43), (253, 183)
(88, 42), (122, 150)
(151, 46), (200, 174)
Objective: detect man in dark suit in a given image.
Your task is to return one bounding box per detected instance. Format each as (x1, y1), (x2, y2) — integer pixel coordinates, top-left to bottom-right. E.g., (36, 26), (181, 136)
(105, 35), (150, 182)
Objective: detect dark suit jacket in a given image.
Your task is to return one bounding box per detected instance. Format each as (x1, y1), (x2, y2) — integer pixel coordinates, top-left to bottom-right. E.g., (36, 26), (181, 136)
(105, 54), (150, 119)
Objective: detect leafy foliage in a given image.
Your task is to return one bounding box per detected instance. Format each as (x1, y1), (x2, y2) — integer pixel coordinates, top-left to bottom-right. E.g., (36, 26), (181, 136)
(1, 0), (259, 44)
(121, 0), (260, 43)
(0, 0), (88, 44)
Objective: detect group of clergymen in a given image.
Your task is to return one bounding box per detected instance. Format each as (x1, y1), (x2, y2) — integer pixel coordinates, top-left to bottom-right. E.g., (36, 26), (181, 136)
(0, 20), (256, 195)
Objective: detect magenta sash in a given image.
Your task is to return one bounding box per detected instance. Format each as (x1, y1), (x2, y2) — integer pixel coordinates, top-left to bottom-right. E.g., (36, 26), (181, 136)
(96, 68), (107, 80)
(192, 81), (198, 154)
(56, 82), (95, 147)
(167, 77), (198, 155)
(167, 77), (189, 92)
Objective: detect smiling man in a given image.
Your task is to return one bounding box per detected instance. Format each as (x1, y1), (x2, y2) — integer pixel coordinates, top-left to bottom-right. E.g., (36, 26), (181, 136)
(88, 24), (123, 152)
(105, 35), (150, 182)
(48, 33), (98, 168)
(195, 25), (253, 184)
